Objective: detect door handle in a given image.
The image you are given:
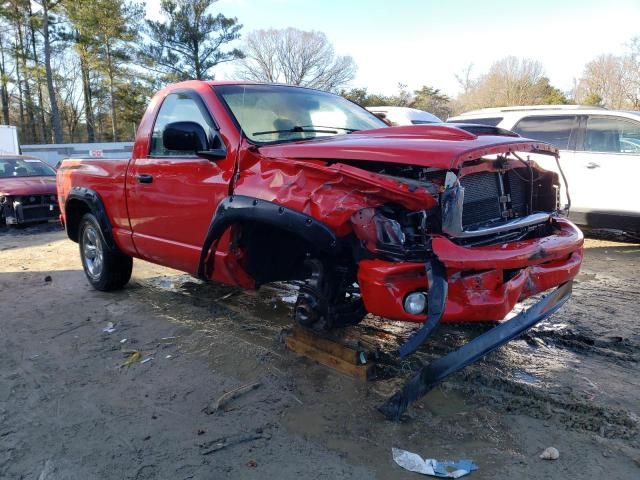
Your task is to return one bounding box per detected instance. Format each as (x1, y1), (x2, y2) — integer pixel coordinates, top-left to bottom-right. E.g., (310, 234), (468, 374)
(136, 174), (154, 184)
(586, 162), (600, 169)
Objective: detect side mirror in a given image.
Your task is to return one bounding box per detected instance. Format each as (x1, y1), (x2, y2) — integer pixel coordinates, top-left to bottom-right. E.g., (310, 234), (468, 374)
(163, 121), (208, 152)
(162, 121), (227, 161)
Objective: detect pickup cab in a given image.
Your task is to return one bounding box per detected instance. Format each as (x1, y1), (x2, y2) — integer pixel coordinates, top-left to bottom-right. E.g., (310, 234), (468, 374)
(57, 81), (584, 417)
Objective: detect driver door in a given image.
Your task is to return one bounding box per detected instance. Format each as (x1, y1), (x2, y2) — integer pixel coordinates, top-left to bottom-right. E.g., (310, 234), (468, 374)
(127, 91), (232, 274)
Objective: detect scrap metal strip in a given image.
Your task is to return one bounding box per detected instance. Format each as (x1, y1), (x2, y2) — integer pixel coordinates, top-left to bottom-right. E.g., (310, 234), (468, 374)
(397, 259), (448, 358)
(380, 281), (573, 421)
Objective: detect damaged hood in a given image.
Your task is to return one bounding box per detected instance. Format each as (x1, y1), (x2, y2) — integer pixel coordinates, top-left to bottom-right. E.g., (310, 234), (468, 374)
(0, 176), (57, 196)
(257, 125), (558, 170)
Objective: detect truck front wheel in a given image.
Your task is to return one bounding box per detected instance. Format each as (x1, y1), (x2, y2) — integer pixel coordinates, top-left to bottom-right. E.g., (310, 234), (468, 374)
(78, 213), (132, 291)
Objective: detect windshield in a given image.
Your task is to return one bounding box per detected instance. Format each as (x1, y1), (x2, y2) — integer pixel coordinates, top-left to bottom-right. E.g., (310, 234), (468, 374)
(214, 84), (387, 143)
(0, 157), (55, 178)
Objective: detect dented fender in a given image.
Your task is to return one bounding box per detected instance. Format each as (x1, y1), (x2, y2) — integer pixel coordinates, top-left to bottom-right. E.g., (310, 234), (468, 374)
(233, 151), (438, 235)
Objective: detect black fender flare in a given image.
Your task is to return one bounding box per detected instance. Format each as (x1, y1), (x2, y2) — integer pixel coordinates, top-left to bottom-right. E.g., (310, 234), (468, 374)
(64, 187), (116, 250)
(198, 195), (341, 280)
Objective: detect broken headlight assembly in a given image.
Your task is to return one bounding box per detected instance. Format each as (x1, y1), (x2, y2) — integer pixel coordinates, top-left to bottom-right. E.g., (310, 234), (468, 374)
(350, 205), (437, 261)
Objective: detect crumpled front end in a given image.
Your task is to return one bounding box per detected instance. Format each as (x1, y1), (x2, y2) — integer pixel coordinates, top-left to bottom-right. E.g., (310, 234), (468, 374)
(348, 146), (584, 324)
(358, 218), (583, 323)
(0, 193), (60, 225)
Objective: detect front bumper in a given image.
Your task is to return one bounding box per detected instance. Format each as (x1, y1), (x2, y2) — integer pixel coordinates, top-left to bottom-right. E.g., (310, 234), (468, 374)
(357, 217), (584, 323)
(1, 195), (60, 225)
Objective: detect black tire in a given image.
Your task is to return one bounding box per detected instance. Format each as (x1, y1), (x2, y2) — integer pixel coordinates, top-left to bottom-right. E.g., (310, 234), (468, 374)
(78, 213), (132, 291)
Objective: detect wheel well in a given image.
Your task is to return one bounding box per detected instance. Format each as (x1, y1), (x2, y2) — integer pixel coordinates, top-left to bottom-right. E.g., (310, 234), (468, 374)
(239, 222), (320, 285)
(64, 198), (92, 242)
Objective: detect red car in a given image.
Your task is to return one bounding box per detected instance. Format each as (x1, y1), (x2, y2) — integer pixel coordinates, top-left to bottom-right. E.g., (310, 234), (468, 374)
(57, 81), (583, 418)
(0, 155), (59, 226)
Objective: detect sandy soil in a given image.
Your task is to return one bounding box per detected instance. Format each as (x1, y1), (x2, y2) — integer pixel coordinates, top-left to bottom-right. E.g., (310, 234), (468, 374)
(1, 223), (638, 479)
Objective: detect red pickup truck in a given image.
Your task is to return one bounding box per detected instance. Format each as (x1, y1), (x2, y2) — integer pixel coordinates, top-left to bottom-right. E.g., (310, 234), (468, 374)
(57, 81), (583, 418)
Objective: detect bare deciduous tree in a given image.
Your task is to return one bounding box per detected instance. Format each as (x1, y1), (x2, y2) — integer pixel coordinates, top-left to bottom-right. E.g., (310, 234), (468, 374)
(575, 54), (627, 109)
(237, 28), (356, 92)
(454, 57), (567, 112)
(455, 63), (476, 96)
(574, 39), (640, 110)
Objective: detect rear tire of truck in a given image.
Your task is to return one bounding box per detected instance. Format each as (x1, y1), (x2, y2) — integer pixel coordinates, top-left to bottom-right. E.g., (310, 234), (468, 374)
(78, 213), (132, 291)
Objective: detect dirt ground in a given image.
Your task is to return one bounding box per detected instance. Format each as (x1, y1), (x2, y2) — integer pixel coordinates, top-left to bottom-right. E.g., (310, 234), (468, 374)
(1, 223), (638, 480)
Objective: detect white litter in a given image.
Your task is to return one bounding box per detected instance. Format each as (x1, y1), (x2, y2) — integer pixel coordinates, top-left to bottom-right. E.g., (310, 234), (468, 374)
(165, 354), (172, 359)
(392, 448), (477, 478)
(103, 322), (116, 334)
(141, 357), (153, 364)
(120, 338), (128, 344)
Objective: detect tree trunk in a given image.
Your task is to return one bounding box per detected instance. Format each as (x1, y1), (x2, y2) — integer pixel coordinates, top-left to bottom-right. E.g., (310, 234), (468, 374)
(79, 47), (96, 143)
(28, 2), (49, 142)
(13, 4), (37, 143)
(105, 42), (117, 141)
(0, 37), (11, 124)
(42, 0), (63, 144)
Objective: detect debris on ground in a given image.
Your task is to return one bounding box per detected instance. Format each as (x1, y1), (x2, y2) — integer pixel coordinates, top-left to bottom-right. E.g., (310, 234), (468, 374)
(141, 357), (153, 364)
(50, 321), (90, 339)
(120, 338), (128, 344)
(539, 447), (560, 460)
(120, 351), (141, 368)
(392, 448), (478, 478)
(203, 382), (262, 414)
(103, 322), (116, 334)
(44, 275), (52, 282)
(215, 291), (239, 302)
(199, 429), (270, 455)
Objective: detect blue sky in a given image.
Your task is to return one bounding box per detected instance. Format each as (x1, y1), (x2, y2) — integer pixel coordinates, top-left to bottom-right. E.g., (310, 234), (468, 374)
(147, 0), (640, 96)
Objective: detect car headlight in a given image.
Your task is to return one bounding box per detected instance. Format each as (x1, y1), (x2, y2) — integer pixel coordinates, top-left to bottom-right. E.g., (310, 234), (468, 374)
(351, 206), (432, 261)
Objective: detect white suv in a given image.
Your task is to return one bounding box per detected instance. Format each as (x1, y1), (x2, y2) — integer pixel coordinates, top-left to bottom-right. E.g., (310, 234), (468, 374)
(448, 106), (640, 234)
(367, 106), (441, 125)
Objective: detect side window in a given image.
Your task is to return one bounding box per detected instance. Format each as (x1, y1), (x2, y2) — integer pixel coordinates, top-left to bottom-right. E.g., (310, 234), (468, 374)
(449, 117), (503, 127)
(584, 116), (640, 153)
(150, 92), (216, 156)
(513, 115), (576, 149)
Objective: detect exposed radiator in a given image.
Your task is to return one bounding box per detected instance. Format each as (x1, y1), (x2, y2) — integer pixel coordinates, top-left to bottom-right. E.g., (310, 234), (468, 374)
(460, 169), (531, 229)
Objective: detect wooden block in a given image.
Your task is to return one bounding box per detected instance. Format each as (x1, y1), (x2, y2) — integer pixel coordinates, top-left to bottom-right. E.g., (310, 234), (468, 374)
(286, 336), (374, 381)
(292, 325), (361, 365)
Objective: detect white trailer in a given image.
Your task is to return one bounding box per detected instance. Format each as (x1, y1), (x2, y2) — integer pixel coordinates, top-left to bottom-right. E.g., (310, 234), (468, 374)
(0, 125), (19, 155)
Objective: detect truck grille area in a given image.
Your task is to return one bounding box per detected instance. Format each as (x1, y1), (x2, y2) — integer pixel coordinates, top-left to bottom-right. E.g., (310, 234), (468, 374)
(460, 168), (556, 230)
(13, 195), (59, 223)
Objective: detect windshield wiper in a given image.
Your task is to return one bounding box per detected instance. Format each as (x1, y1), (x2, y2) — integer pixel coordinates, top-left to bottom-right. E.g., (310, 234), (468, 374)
(253, 126), (338, 136)
(300, 125), (360, 132)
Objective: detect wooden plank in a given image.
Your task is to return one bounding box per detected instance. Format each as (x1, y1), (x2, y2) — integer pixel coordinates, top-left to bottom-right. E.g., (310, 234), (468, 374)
(286, 336), (375, 381)
(292, 325), (361, 365)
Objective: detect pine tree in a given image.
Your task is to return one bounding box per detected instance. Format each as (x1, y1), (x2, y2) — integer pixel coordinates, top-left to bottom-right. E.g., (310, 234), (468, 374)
(140, 0), (243, 81)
